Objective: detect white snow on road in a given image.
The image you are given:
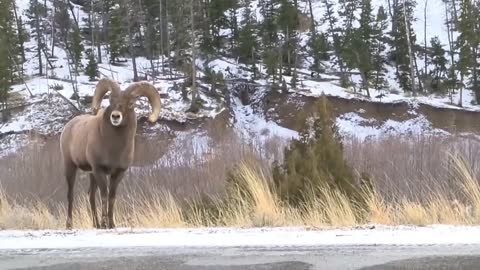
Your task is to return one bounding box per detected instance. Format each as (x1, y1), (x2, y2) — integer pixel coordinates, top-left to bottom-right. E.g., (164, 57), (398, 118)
(2, 225), (480, 250)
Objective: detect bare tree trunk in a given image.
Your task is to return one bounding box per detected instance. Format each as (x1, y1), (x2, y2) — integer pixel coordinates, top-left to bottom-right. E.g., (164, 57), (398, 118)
(124, 0), (138, 81)
(459, 76), (463, 107)
(389, 0), (400, 75)
(473, 47), (479, 104)
(404, 0), (416, 94)
(445, 1), (456, 95)
(190, 0), (198, 109)
(414, 55), (424, 92)
(91, 0), (102, 63)
(286, 25), (291, 75)
(89, 0), (94, 51)
(165, 0), (172, 77)
(307, 0), (316, 39)
(67, 0), (79, 27)
(159, 0), (165, 75)
(12, 0), (25, 64)
(452, 0), (459, 25)
(33, 0), (43, 76)
(424, 0), (428, 77)
(51, 0), (56, 57)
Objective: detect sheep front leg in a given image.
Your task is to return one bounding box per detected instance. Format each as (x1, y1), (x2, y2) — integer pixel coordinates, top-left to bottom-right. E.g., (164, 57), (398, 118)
(108, 169), (125, 229)
(89, 174), (100, 229)
(65, 162), (77, 230)
(93, 169), (109, 229)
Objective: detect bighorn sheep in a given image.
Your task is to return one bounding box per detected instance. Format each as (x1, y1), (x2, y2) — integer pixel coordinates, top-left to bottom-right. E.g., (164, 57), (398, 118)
(60, 78), (161, 229)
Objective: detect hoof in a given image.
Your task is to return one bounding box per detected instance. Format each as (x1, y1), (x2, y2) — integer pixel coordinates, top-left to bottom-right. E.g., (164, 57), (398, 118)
(100, 220), (107, 229)
(66, 219), (72, 230)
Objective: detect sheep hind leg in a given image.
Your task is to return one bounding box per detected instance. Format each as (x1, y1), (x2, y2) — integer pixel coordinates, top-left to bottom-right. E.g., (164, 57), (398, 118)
(93, 169), (109, 229)
(88, 174), (100, 229)
(65, 162), (77, 230)
(107, 169), (125, 229)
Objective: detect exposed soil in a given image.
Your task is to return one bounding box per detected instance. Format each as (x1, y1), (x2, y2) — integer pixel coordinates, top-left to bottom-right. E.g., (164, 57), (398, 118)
(262, 92), (480, 135)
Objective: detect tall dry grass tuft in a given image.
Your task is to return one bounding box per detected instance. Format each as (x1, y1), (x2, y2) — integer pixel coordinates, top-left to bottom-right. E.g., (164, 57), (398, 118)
(217, 162), (295, 227)
(301, 187), (358, 227)
(0, 188), (60, 230)
(128, 190), (186, 228)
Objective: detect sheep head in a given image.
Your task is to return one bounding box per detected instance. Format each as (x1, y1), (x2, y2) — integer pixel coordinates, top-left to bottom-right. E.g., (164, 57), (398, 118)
(91, 78), (161, 127)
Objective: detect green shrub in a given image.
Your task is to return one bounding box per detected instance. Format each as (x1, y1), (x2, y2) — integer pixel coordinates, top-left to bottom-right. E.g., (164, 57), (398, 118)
(85, 52), (98, 81)
(272, 95), (369, 210)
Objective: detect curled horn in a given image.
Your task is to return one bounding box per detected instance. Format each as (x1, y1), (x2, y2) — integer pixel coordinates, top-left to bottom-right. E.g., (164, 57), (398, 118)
(124, 81), (162, 123)
(91, 78), (121, 115)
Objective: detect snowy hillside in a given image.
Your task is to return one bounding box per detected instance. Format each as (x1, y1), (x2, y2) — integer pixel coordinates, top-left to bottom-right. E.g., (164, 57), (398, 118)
(0, 0), (478, 158)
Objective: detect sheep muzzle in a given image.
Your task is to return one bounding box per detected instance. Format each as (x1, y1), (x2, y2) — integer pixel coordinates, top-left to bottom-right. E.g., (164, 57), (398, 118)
(110, 110), (123, 126)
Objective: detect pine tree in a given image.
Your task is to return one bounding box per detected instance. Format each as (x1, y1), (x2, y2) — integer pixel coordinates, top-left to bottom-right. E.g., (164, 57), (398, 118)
(429, 36), (448, 93)
(107, 3), (125, 63)
(85, 50), (99, 81)
(308, 32), (330, 72)
(237, 0), (257, 66)
(168, 0), (189, 71)
(322, 0), (348, 85)
(455, 0), (480, 103)
(260, 0), (281, 81)
(372, 6), (389, 90)
(348, 0), (375, 97)
(0, 0), (21, 109)
(70, 26), (84, 73)
(391, 0), (417, 93)
(338, 0), (360, 86)
(278, 0), (299, 76)
(26, 0), (47, 76)
(272, 95), (368, 209)
(204, 0), (238, 52)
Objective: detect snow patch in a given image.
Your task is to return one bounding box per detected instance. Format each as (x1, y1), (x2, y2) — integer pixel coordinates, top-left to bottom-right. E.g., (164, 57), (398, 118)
(233, 98), (299, 141)
(336, 112), (450, 140)
(2, 225), (480, 250)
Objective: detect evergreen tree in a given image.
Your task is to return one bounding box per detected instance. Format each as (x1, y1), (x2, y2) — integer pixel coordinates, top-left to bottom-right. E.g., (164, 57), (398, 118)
(260, 0), (281, 81)
(237, 0), (258, 66)
(372, 6), (389, 90)
(308, 32), (330, 72)
(85, 50), (99, 81)
(391, 0), (417, 93)
(70, 26), (84, 72)
(272, 95), (368, 209)
(278, 0), (299, 76)
(0, 0), (21, 108)
(107, 3), (125, 63)
(338, 0), (360, 83)
(322, 0), (348, 86)
(204, 0), (238, 52)
(348, 0), (375, 97)
(168, 0), (190, 70)
(26, 0), (47, 75)
(455, 0), (480, 103)
(429, 36), (448, 93)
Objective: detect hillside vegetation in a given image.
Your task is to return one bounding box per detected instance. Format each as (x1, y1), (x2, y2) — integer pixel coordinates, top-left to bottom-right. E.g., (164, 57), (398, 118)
(2, 0), (480, 230)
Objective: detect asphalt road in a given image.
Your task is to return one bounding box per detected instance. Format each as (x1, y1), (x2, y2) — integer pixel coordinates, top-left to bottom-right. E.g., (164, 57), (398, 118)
(2, 245), (480, 270)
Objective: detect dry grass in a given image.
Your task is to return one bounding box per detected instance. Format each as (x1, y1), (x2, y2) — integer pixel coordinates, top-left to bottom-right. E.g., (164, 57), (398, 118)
(1, 153), (480, 230)
(2, 132), (480, 230)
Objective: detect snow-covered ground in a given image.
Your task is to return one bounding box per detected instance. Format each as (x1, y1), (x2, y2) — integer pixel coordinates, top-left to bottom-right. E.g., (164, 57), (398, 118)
(2, 225), (480, 250)
(336, 112), (450, 140)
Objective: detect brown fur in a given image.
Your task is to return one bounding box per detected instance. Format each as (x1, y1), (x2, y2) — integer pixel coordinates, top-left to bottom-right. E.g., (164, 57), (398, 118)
(60, 78), (161, 229)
